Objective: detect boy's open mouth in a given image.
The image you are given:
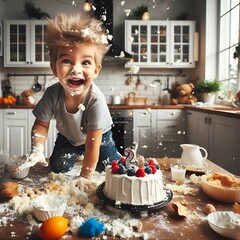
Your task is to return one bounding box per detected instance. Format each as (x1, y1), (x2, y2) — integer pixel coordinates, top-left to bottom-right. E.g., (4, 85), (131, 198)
(67, 78), (85, 88)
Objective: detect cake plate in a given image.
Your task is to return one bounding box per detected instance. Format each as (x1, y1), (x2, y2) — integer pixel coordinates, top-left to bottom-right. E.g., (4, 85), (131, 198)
(96, 182), (173, 213)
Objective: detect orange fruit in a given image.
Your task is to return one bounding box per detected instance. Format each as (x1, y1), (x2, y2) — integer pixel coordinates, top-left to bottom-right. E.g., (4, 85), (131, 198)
(38, 216), (68, 240)
(3, 98), (8, 104)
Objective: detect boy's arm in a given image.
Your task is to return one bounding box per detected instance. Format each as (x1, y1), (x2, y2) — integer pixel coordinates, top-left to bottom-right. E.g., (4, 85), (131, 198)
(80, 129), (103, 179)
(15, 119), (50, 172)
(31, 119), (50, 147)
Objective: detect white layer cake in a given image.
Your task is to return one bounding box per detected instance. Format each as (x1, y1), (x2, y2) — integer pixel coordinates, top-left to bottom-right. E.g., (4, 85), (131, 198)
(104, 166), (166, 205)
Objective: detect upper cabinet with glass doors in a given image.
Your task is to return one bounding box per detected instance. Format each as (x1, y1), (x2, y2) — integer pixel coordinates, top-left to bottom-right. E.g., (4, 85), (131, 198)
(4, 20), (50, 67)
(125, 20), (196, 68)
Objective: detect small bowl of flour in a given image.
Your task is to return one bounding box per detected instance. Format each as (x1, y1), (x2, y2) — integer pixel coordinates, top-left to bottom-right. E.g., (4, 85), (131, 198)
(32, 194), (67, 222)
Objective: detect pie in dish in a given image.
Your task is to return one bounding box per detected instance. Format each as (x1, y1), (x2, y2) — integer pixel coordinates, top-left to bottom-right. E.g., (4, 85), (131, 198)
(201, 172), (240, 202)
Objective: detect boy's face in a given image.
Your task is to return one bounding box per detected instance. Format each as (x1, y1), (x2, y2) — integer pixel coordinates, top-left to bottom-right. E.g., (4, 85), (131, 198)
(51, 44), (101, 96)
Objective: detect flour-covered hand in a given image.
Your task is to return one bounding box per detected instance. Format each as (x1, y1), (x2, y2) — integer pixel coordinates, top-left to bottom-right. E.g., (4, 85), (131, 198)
(74, 176), (92, 188)
(14, 145), (48, 172)
(74, 176), (98, 194)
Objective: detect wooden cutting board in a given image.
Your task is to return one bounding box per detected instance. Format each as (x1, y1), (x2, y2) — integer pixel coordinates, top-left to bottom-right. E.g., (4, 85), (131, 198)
(125, 96), (148, 105)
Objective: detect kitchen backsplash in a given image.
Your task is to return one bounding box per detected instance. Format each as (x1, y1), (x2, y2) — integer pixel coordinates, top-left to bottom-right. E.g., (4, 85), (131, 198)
(3, 65), (191, 105)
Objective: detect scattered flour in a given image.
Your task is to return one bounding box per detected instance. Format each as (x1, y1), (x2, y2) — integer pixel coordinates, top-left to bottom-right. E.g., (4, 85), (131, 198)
(0, 162), (208, 239)
(0, 164), (147, 239)
(168, 183), (198, 195)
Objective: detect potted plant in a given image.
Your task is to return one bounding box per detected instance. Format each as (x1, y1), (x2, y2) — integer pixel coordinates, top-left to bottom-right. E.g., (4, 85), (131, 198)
(233, 44), (240, 59)
(195, 80), (220, 103)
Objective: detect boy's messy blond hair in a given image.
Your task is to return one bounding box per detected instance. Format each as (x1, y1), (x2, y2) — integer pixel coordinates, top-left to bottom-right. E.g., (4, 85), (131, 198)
(45, 13), (109, 66)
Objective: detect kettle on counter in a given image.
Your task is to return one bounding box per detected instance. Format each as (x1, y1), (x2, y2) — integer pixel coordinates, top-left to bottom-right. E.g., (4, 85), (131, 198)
(109, 94), (121, 105)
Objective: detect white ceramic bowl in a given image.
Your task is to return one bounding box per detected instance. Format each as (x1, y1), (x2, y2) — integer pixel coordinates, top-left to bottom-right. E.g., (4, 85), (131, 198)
(207, 211), (240, 240)
(6, 156), (30, 180)
(32, 194), (67, 222)
(201, 173), (240, 203)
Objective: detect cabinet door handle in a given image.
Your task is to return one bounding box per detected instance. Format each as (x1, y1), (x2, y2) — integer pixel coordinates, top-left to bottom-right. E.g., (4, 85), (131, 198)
(208, 117), (212, 125)
(167, 125), (176, 128)
(7, 112), (16, 115)
(113, 121), (130, 124)
(204, 117), (208, 124)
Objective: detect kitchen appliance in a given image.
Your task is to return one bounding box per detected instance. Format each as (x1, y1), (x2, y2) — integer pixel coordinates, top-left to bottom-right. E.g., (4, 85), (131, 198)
(109, 95), (121, 105)
(110, 109), (134, 155)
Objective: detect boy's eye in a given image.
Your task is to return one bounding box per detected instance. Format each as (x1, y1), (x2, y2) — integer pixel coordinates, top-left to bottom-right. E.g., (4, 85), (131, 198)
(62, 59), (71, 64)
(82, 60), (91, 65)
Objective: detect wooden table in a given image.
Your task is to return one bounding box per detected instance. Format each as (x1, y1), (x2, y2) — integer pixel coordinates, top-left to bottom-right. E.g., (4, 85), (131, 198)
(0, 159), (235, 240)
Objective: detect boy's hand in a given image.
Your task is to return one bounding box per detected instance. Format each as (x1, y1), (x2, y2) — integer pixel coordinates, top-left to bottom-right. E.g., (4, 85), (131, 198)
(74, 176), (91, 187)
(14, 145), (48, 172)
(74, 176), (98, 193)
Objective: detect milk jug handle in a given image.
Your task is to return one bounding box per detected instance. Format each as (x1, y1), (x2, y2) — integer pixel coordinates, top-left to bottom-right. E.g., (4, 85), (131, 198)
(199, 147), (208, 161)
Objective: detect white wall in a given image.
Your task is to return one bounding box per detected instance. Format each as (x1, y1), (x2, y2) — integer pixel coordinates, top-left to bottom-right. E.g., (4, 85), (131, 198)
(8, 66), (194, 105)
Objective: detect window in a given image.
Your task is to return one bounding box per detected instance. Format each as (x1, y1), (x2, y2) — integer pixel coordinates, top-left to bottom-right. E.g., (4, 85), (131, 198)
(218, 0), (240, 99)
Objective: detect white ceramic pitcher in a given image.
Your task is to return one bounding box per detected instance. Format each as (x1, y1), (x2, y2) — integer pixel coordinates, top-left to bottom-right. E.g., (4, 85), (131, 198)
(180, 144), (208, 168)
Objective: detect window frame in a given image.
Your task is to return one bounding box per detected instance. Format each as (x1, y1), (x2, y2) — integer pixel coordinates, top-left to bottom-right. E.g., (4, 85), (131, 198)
(218, 0), (240, 99)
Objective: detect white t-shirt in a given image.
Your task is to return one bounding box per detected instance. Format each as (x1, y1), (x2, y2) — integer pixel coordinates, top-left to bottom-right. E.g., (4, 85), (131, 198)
(32, 82), (112, 146)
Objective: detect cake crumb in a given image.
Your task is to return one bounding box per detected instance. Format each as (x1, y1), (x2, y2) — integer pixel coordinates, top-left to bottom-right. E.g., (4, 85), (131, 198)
(204, 204), (216, 215)
(172, 201), (191, 217)
(233, 202), (240, 214)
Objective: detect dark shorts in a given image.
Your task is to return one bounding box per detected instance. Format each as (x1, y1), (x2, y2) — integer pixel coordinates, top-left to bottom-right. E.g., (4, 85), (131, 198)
(49, 130), (121, 173)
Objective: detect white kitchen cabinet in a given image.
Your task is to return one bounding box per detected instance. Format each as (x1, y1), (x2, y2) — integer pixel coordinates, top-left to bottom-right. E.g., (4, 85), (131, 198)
(125, 20), (195, 68)
(134, 109), (186, 158)
(186, 110), (209, 150)
(133, 109), (153, 157)
(154, 109), (186, 158)
(2, 109), (57, 157)
(4, 20), (50, 67)
(187, 110), (239, 175)
(3, 109), (31, 155)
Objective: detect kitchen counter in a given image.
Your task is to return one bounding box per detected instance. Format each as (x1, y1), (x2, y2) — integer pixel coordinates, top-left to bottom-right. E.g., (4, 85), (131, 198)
(0, 159), (236, 240)
(108, 104), (185, 109)
(185, 105), (240, 119)
(1, 104), (240, 119)
(108, 104), (240, 119)
(0, 104), (34, 109)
